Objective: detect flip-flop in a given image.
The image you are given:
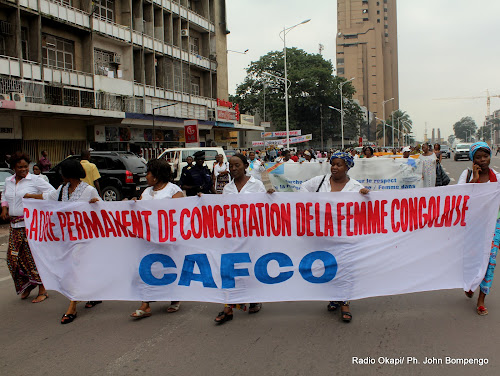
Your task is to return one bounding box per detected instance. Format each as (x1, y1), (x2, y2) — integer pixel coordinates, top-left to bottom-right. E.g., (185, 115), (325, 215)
(85, 301), (102, 308)
(248, 303), (262, 314)
(130, 309), (152, 319)
(32, 293), (49, 303)
(167, 303), (180, 313)
(61, 313), (77, 324)
(477, 306), (488, 316)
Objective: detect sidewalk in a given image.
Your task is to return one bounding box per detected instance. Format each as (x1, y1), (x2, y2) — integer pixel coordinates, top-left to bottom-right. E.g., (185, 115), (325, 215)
(0, 222), (9, 245)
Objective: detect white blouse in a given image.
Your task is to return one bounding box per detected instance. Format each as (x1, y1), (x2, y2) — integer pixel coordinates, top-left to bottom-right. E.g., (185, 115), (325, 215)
(300, 174), (365, 193)
(457, 168), (500, 184)
(2, 173), (55, 228)
(213, 162), (230, 177)
(247, 159), (265, 181)
(223, 176), (266, 194)
(43, 182), (100, 202)
(140, 183), (182, 200)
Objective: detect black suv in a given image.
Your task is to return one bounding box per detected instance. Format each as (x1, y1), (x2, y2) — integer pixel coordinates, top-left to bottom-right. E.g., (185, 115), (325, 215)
(45, 152), (148, 201)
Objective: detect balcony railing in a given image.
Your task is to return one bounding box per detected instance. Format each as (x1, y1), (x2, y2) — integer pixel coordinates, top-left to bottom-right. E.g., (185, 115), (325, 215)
(43, 66), (93, 89)
(39, 0), (90, 29)
(92, 14), (131, 42)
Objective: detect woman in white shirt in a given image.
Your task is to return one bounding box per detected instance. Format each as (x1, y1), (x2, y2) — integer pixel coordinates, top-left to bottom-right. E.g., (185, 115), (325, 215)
(25, 159), (101, 324)
(213, 154), (231, 194)
(214, 154), (267, 324)
(247, 151), (265, 181)
(1, 152), (55, 303)
(131, 159), (184, 319)
(300, 152), (369, 323)
(32, 164), (50, 183)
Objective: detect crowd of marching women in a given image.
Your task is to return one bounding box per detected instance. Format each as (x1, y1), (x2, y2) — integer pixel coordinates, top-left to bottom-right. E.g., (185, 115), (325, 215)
(1, 141), (498, 324)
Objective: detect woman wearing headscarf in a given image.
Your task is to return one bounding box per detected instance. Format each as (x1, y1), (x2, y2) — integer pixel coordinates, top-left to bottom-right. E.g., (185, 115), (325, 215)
(419, 143), (437, 187)
(458, 142), (500, 316)
(1, 152), (55, 303)
(300, 152), (369, 322)
(25, 159), (101, 324)
(214, 153), (268, 324)
(130, 159), (184, 319)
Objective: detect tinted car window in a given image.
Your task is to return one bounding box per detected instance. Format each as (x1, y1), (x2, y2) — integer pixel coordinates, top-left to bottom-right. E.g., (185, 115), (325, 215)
(120, 154), (146, 171)
(107, 158), (126, 170)
(205, 151), (218, 161)
(91, 156), (108, 170)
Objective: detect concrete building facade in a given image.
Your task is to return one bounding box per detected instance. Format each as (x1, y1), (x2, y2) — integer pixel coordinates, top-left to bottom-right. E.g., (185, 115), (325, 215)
(0, 0), (253, 163)
(336, 0), (399, 143)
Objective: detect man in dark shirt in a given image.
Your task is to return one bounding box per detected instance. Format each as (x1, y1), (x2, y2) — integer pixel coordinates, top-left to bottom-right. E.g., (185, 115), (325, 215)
(180, 156), (194, 180)
(180, 151), (214, 196)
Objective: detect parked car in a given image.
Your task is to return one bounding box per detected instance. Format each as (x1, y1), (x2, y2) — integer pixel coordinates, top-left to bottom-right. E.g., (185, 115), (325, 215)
(454, 143), (473, 161)
(441, 145), (451, 159)
(158, 147), (226, 182)
(45, 152), (148, 201)
(0, 168), (14, 201)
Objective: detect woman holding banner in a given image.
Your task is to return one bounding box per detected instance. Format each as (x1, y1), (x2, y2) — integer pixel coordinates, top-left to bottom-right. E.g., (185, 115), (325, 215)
(130, 159), (184, 319)
(24, 159), (101, 323)
(214, 153), (267, 324)
(299, 152), (369, 322)
(458, 142), (500, 316)
(1, 152), (55, 303)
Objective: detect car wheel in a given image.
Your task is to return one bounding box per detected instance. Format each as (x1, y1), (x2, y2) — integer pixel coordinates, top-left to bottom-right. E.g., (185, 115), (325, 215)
(454, 156), (458, 161)
(102, 186), (122, 201)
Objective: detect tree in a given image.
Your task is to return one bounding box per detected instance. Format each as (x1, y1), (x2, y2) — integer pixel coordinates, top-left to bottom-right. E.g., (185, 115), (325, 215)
(375, 109), (413, 146)
(448, 134), (456, 145)
(453, 116), (477, 141)
(229, 48), (363, 147)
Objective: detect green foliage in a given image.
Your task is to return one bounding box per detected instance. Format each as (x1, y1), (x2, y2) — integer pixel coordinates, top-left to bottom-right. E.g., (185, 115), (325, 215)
(229, 48), (363, 146)
(448, 134), (456, 145)
(375, 109), (413, 146)
(453, 116), (477, 141)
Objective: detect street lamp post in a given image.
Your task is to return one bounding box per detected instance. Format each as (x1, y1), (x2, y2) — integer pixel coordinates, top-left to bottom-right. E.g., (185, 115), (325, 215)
(382, 98), (394, 148)
(390, 109), (399, 148)
(401, 120), (412, 146)
(339, 77), (355, 150)
(152, 103), (178, 150)
(280, 19), (311, 149)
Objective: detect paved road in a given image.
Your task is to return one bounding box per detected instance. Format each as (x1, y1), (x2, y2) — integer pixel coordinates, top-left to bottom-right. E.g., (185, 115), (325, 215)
(0, 157), (499, 376)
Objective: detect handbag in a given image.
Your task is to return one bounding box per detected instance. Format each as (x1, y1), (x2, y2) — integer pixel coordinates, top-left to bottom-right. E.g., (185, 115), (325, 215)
(435, 162), (450, 186)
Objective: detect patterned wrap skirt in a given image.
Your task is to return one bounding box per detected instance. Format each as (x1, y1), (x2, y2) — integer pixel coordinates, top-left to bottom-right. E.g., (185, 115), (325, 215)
(480, 218), (499, 295)
(7, 226), (42, 294)
(215, 173), (230, 194)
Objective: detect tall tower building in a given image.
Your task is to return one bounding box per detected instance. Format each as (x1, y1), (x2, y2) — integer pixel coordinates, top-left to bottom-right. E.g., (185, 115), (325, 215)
(336, 0), (399, 141)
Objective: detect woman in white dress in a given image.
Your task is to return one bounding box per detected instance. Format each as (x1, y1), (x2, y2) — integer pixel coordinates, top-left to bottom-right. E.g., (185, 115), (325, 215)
(300, 152), (369, 323)
(25, 159), (101, 324)
(130, 159), (184, 319)
(419, 143), (437, 187)
(214, 154), (267, 324)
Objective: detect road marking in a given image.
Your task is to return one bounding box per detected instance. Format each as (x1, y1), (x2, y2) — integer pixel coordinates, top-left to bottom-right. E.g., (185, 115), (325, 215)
(450, 178), (456, 182)
(494, 166), (499, 169)
(0, 276), (11, 282)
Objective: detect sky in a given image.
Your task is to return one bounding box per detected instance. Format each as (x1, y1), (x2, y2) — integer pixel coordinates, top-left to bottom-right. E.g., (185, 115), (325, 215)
(225, 0), (500, 142)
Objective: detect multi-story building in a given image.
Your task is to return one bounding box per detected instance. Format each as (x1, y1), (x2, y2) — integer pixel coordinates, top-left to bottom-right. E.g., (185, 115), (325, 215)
(0, 0), (251, 163)
(336, 0), (399, 143)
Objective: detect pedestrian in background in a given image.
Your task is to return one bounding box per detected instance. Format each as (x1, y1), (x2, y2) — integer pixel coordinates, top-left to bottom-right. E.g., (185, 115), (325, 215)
(80, 150), (101, 196)
(299, 152), (369, 323)
(247, 151), (265, 181)
(32, 164), (49, 183)
(419, 143), (437, 187)
(213, 154), (230, 194)
(458, 142), (500, 316)
(131, 159), (184, 319)
(362, 146), (375, 158)
(24, 159), (101, 324)
(434, 143), (443, 164)
(1, 152), (55, 302)
(180, 151), (214, 196)
(38, 150), (51, 172)
(214, 154), (266, 324)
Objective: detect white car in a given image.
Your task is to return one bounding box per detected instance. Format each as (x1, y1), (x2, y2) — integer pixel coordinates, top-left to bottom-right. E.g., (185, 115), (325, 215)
(158, 147), (227, 182)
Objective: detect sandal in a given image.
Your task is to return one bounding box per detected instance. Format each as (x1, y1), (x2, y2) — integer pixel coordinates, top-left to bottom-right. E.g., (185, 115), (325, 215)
(61, 313), (77, 324)
(130, 309), (152, 319)
(85, 301), (102, 308)
(20, 285), (36, 300)
(465, 290), (474, 298)
(327, 301), (340, 311)
(32, 292), (49, 303)
(341, 302), (352, 322)
(214, 311), (233, 324)
(248, 303), (262, 314)
(477, 306), (488, 316)
(167, 303), (180, 313)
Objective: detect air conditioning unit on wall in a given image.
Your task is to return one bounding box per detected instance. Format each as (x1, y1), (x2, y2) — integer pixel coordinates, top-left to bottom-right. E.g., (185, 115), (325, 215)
(112, 54), (121, 64)
(11, 93), (25, 102)
(181, 29), (189, 37)
(0, 93), (10, 100)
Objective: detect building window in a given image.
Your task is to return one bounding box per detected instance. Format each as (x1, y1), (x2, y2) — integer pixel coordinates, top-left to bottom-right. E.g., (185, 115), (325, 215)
(53, 0), (71, 5)
(377, 1), (380, 5)
(95, 0), (114, 22)
(384, 24), (388, 29)
(337, 67), (344, 75)
(377, 10), (380, 14)
(337, 58), (344, 65)
(94, 48), (118, 77)
(384, 8), (388, 12)
(42, 34), (74, 70)
(377, 19), (380, 23)
(21, 27), (29, 60)
(362, 9), (368, 14)
(189, 37), (199, 54)
(191, 76), (200, 96)
(363, 18), (369, 21)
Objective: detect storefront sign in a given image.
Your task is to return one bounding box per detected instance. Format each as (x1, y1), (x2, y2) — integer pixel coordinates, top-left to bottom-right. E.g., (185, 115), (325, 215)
(184, 120), (199, 147)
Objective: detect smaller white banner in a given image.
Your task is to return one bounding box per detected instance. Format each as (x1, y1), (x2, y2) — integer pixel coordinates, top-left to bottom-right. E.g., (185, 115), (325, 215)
(261, 130), (302, 138)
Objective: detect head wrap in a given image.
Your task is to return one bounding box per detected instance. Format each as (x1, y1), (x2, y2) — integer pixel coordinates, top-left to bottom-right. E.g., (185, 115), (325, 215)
(469, 142), (491, 161)
(330, 152), (354, 169)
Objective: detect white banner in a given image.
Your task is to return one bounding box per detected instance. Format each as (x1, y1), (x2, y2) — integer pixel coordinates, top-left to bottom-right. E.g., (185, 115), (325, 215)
(261, 130), (302, 138)
(24, 184), (499, 303)
(252, 134), (312, 147)
(265, 158), (424, 192)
